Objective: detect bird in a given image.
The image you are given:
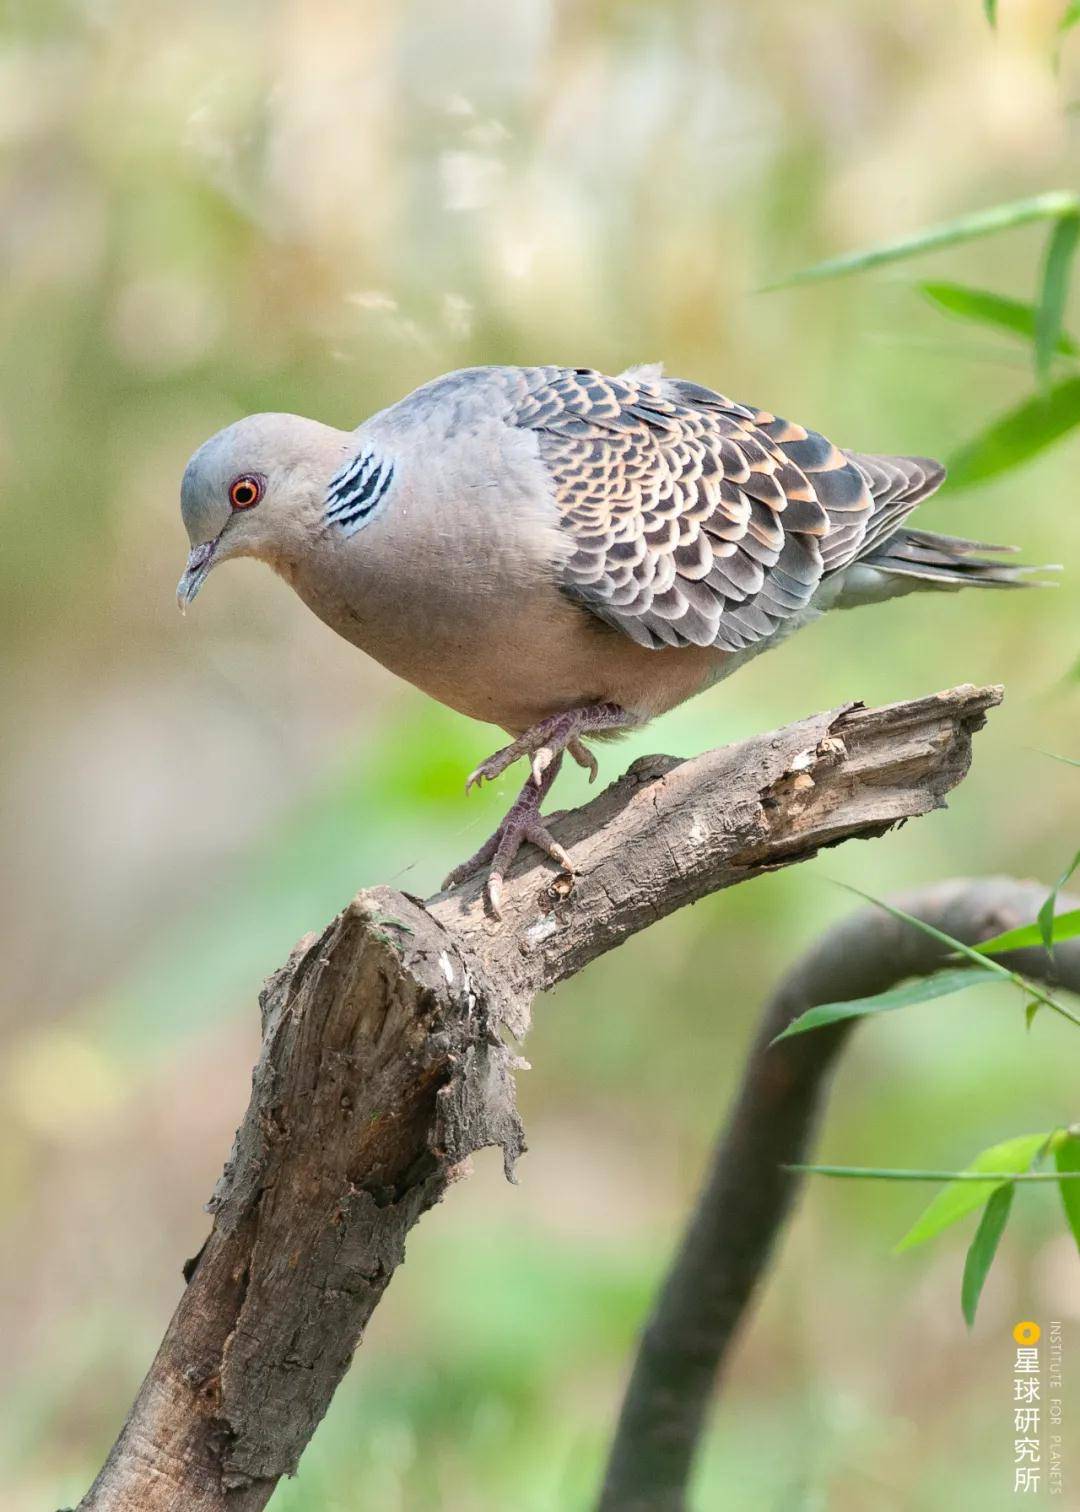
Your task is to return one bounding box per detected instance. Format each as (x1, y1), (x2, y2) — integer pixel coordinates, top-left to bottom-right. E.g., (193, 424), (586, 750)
(178, 362), (1044, 915)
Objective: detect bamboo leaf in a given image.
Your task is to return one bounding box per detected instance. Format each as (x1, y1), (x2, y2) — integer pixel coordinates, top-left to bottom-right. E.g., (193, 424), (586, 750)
(921, 281), (1080, 356)
(961, 1183), (1014, 1326)
(1038, 750), (1080, 767)
(787, 1164), (1077, 1182)
(1035, 213), (1080, 385)
(771, 968), (990, 1043)
(1039, 849), (1080, 952)
(984, 0), (998, 25)
(1061, 0), (1080, 34)
(1056, 1132), (1080, 1252)
(832, 880), (1080, 1028)
(974, 906), (1080, 955)
(947, 375), (1080, 487)
(765, 192), (1080, 288)
(895, 1132), (1051, 1251)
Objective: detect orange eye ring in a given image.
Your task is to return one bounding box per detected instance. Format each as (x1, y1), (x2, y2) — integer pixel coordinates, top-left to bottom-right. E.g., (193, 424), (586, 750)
(229, 474), (263, 510)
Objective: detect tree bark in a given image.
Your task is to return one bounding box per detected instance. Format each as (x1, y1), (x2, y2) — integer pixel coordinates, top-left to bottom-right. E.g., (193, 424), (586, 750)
(74, 685), (1001, 1512)
(598, 876), (1080, 1512)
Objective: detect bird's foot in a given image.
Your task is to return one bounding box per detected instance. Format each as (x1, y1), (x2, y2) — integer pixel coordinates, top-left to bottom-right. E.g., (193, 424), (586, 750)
(464, 702), (626, 793)
(448, 703), (632, 916)
(443, 755), (571, 918)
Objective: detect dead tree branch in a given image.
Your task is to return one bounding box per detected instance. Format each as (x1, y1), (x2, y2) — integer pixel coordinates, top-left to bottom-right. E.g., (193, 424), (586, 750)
(75, 685), (1001, 1512)
(598, 876), (1080, 1512)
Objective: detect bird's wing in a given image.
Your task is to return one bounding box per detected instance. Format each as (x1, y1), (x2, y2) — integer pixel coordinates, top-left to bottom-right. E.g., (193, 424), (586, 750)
(508, 366), (942, 651)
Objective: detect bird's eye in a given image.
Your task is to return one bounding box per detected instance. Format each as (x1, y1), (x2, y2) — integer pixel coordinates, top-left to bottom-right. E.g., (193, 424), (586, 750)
(229, 475), (263, 510)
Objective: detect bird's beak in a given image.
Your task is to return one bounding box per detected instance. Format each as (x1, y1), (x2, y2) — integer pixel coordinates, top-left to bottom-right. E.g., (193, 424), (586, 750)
(177, 539), (217, 612)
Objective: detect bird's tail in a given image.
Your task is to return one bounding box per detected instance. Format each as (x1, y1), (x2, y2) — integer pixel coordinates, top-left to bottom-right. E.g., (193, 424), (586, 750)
(858, 527), (1057, 590)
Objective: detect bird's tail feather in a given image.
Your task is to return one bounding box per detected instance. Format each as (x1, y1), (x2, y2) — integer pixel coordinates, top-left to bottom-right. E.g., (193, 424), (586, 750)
(860, 527), (1058, 589)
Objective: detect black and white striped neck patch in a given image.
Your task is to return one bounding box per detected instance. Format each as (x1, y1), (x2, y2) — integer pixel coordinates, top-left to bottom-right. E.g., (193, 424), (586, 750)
(325, 447), (395, 536)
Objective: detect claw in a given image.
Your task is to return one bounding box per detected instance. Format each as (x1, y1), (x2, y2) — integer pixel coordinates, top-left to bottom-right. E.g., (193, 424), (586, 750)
(465, 737), (529, 793)
(467, 764), (501, 794)
(568, 737), (598, 783)
(528, 829), (572, 874)
(530, 744), (556, 785)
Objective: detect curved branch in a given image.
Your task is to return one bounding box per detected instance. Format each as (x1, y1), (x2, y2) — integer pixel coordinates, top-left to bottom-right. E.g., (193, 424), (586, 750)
(598, 876), (1080, 1512)
(73, 684), (1000, 1512)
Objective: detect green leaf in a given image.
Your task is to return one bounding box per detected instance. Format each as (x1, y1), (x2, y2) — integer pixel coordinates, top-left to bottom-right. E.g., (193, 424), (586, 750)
(984, 0), (998, 25)
(961, 1182), (1014, 1326)
(1056, 1132), (1080, 1252)
(1035, 214), (1080, 385)
(974, 906), (1080, 955)
(765, 192), (1080, 288)
(1061, 0), (1080, 34)
(947, 375), (1080, 487)
(1038, 749), (1080, 767)
(895, 1132), (1051, 1251)
(1039, 848), (1080, 952)
(920, 280), (1080, 356)
(832, 880), (1080, 1028)
(772, 968), (990, 1042)
(787, 1164), (1076, 1181)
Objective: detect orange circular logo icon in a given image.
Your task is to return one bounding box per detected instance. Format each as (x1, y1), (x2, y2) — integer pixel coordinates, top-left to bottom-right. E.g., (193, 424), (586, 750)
(1013, 1321), (1041, 1345)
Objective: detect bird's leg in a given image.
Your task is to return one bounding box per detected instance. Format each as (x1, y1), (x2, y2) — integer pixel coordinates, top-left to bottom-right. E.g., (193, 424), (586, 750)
(465, 701), (628, 792)
(443, 751), (569, 918)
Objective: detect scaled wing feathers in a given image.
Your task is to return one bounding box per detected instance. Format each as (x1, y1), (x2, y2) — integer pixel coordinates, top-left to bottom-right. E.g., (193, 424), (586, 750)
(507, 367), (943, 652)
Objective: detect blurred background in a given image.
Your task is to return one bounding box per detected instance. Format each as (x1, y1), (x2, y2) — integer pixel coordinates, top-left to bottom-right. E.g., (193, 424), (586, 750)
(3, 1), (1080, 1507)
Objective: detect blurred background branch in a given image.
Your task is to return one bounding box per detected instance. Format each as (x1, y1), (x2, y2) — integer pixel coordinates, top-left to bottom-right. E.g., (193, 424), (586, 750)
(76, 687), (995, 1512)
(599, 877), (1080, 1512)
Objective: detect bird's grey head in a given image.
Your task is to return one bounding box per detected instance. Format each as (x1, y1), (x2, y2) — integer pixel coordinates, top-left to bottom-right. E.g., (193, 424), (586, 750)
(177, 412), (354, 609)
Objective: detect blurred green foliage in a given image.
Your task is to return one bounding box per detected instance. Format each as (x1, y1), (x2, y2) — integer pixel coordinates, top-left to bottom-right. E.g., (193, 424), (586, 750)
(775, 683), (1080, 1321)
(3, 1), (1080, 1508)
(761, 143), (1080, 1326)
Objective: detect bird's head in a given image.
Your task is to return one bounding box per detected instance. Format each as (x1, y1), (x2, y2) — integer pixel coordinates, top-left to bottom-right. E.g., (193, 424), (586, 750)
(177, 412), (353, 609)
